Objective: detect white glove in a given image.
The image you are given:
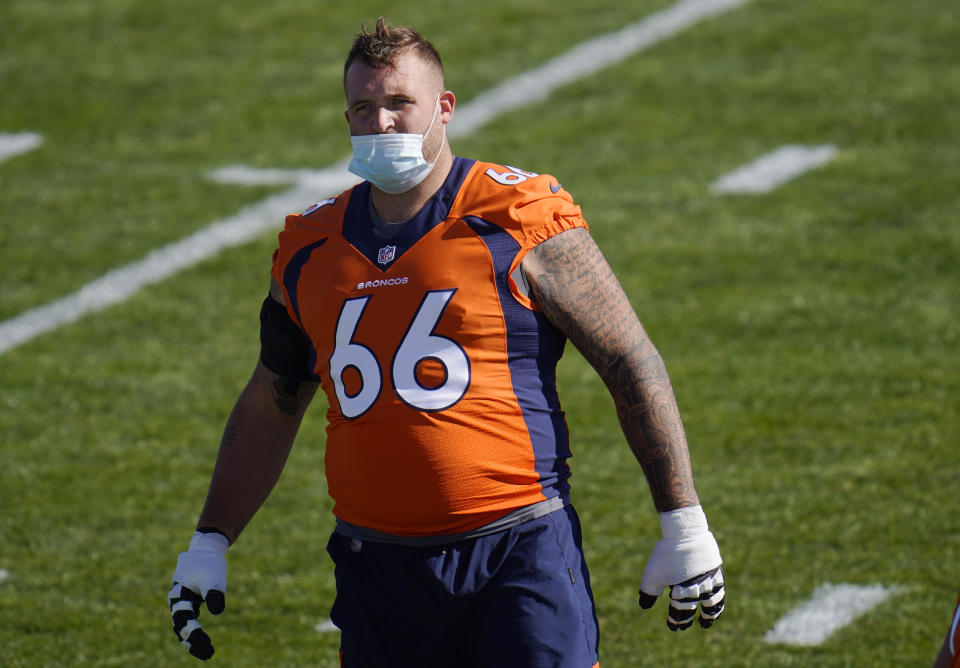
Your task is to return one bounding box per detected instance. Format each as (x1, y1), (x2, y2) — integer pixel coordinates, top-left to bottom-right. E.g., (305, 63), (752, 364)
(638, 505), (725, 630)
(168, 531), (229, 660)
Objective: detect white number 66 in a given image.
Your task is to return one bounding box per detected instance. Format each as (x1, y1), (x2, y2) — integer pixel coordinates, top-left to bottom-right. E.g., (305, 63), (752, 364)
(329, 290), (470, 418)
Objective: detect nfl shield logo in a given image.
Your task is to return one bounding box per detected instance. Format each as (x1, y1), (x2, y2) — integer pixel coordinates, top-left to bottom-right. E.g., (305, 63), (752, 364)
(377, 245), (397, 265)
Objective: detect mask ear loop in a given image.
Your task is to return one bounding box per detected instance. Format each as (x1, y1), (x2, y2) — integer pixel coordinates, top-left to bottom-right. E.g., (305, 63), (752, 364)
(422, 92), (446, 166)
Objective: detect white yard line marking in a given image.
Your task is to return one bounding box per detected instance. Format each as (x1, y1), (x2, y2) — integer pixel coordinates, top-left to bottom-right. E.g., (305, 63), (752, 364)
(0, 162), (356, 355)
(711, 144), (838, 194)
(449, 0), (753, 138)
(209, 165), (333, 187)
(764, 583), (900, 646)
(0, 0), (753, 355)
(0, 132), (43, 163)
(314, 619), (339, 633)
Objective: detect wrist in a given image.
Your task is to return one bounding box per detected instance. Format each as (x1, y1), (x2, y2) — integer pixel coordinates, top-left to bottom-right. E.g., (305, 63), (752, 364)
(189, 530), (230, 554)
(659, 504), (708, 540)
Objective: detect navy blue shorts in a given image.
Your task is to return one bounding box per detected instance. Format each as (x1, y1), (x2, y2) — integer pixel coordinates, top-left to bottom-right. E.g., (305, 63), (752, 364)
(327, 504), (600, 668)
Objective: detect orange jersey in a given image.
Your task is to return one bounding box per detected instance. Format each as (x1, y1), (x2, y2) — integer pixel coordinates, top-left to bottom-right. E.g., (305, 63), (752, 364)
(271, 158), (587, 536)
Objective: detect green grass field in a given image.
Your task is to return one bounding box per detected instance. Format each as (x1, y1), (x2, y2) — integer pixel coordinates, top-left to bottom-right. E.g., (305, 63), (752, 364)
(1, 0), (958, 665)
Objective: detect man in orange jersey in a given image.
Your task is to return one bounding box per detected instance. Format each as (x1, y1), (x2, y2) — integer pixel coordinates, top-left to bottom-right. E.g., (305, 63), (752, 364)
(167, 17), (725, 666)
(935, 592), (960, 668)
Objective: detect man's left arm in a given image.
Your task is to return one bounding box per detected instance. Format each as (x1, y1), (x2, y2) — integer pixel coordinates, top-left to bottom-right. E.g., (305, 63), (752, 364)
(521, 226), (725, 631)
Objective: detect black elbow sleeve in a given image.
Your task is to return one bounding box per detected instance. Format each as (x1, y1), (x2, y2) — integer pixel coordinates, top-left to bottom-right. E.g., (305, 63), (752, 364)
(259, 296), (313, 383)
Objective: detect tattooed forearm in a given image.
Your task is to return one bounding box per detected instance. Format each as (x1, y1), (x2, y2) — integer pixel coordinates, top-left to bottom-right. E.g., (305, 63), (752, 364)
(524, 228), (699, 511)
(199, 360), (314, 544)
(606, 349), (698, 510)
(220, 424), (238, 448)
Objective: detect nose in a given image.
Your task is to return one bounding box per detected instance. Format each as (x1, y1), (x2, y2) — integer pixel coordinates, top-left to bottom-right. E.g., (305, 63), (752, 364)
(373, 107), (397, 133)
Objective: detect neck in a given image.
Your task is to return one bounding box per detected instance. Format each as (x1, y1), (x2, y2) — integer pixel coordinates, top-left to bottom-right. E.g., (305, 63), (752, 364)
(370, 149), (454, 223)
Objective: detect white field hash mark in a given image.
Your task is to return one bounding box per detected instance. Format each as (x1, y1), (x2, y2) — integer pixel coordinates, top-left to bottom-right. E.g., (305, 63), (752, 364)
(0, 0), (754, 355)
(0, 132), (43, 164)
(764, 583), (901, 646)
(711, 144), (838, 194)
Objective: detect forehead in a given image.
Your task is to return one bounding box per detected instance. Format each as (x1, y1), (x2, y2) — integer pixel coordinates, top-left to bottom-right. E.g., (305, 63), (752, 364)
(344, 51), (441, 103)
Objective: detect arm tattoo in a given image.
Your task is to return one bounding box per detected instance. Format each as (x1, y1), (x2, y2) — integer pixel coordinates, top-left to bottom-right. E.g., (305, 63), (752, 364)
(270, 377), (305, 416)
(220, 424), (238, 448)
(525, 228), (699, 511)
(253, 363), (316, 416)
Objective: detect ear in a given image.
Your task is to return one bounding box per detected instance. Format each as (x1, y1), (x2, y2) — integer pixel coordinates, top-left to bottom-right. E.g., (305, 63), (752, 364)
(438, 90), (456, 124)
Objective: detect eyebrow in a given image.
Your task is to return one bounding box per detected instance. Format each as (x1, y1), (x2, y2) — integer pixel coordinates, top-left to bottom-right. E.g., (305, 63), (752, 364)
(347, 92), (414, 110)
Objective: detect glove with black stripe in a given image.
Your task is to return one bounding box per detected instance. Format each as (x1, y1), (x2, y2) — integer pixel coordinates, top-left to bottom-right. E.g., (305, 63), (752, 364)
(638, 505), (725, 631)
(168, 531), (229, 660)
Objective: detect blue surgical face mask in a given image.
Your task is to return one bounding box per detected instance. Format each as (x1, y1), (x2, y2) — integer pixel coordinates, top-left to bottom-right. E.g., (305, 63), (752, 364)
(347, 94), (444, 195)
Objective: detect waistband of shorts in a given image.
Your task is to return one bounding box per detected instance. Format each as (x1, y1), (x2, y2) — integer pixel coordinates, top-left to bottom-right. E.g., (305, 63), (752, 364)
(334, 495), (570, 547)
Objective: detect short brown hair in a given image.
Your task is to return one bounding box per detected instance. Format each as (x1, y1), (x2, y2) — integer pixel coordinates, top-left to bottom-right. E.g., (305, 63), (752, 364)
(343, 16), (445, 88)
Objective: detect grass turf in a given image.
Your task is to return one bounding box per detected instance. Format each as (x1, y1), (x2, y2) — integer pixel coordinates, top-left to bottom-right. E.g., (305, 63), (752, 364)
(1, 0), (958, 665)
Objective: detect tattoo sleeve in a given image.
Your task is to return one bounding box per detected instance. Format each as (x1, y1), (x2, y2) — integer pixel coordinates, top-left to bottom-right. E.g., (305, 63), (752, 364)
(253, 362), (318, 416)
(523, 228), (699, 511)
(220, 424), (238, 448)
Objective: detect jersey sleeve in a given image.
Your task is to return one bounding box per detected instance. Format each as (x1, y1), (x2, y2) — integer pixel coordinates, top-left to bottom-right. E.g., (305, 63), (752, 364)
(510, 175), (588, 250)
(270, 194), (349, 326)
(454, 162), (590, 309)
(459, 163), (587, 247)
(270, 214), (304, 316)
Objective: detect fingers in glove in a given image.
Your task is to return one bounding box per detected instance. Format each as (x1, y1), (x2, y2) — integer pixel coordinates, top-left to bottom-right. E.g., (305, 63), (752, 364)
(671, 566), (723, 606)
(698, 584), (726, 628)
(638, 590), (659, 609)
(668, 566), (725, 631)
(205, 589), (226, 615)
(169, 583), (216, 660)
(689, 566), (724, 628)
(667, 596), (698, 631)
(183, 627), (215, 661)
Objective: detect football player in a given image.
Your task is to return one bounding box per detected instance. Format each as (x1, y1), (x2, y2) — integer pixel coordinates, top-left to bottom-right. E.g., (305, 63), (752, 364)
(168, 16), (725, 666)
